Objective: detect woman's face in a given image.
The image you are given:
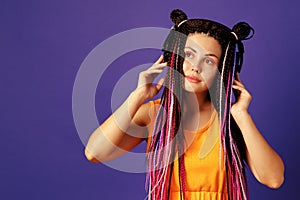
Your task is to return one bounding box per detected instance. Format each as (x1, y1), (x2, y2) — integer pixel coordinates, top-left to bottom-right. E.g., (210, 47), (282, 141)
(182, 33), (222, 93)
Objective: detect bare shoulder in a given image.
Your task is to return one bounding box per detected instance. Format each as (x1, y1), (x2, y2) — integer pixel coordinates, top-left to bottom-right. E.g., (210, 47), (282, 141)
(132, 99), (161, 127)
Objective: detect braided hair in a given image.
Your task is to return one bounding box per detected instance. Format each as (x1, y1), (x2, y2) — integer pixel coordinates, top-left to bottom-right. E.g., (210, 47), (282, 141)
(146, 9), (254, 200)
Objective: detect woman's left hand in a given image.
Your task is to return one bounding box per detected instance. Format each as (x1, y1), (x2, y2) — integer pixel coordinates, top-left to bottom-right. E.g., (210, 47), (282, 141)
(231, 73), (252, 114)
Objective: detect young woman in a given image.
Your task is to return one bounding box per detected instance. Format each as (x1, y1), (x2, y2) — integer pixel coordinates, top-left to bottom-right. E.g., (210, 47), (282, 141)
(84, 9), (284, 200)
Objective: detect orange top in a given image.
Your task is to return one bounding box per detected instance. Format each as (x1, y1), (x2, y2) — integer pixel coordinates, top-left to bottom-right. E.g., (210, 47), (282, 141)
(146, 99), (228, 200)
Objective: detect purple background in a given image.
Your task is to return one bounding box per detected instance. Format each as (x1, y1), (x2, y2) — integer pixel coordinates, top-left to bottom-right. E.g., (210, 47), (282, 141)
(1, 0), (299, 199)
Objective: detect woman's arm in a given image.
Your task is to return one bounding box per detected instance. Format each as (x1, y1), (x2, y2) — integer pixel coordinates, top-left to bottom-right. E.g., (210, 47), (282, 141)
(231, 74), (285, 189)
(85, 55), (166, 163)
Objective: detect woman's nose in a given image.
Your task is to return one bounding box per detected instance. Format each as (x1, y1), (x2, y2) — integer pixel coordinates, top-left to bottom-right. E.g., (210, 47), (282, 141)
(192, 67), (200, 74)
(185, 60), (201, 72)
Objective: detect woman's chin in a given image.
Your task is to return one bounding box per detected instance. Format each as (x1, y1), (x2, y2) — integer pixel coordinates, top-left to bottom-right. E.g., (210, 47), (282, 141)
(182, 85), (208, 94)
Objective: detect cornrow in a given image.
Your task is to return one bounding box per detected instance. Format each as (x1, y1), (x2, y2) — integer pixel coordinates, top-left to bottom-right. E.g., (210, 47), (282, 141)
(146, 9), (254, 200)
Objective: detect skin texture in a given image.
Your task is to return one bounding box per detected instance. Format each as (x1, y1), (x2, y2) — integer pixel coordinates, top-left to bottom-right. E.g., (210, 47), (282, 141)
(85, 33), (284, 189)
(182, 33), (221, 94)
(181, 33), (222, 132)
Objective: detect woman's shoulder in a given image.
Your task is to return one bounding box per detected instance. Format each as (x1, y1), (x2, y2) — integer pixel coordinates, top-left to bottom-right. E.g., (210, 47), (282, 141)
(133, 98), (161, 126)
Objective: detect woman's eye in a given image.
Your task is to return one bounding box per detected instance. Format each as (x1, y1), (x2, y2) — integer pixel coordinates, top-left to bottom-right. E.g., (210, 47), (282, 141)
(184, 52), (193, 58)
(205, 58), (215, 65)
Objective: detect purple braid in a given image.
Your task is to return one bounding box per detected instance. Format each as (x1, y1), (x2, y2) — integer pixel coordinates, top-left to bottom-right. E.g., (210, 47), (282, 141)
(146, 9), (254, 200)
(146, 27), (187, 199)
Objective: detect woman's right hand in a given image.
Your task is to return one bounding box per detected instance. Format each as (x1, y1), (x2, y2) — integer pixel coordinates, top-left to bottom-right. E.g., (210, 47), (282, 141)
(85, 56), (167, 163)
(135, 55), (167, 101)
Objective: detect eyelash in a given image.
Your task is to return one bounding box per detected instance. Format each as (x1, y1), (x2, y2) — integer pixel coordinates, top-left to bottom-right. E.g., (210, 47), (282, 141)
(184, 50), (217, 66)
(204, 58), (215, 65)
(184, 51), (194, 58)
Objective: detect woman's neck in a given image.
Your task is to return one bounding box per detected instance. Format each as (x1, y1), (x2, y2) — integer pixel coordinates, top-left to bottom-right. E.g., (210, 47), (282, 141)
(180, 90), (215, 131)
(182, 90), (213, 114)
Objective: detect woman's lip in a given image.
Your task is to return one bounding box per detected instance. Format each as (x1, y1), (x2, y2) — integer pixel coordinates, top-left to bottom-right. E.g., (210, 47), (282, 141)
(185, 76), (201, 83)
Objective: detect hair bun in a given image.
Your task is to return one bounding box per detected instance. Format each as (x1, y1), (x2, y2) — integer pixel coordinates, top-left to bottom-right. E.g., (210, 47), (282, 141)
(232, 22), (255, 40)
(170, 9), (188, 26)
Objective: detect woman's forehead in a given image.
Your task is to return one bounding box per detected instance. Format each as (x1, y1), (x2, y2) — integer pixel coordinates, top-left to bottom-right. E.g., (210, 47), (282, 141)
(185, 33), (222, 58)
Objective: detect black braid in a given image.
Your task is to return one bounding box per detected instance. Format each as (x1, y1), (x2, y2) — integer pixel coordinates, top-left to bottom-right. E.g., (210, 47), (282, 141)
(147, 8), (254, 200)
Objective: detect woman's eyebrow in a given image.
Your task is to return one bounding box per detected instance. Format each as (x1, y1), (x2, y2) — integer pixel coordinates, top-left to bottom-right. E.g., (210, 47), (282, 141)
(185, 46), (219, 59)
(204, 53), (219, 59)
(184, 46), (197, 53)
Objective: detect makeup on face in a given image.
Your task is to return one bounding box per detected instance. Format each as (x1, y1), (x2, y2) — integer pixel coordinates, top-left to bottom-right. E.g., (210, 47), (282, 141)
(182, 34), (222, 93)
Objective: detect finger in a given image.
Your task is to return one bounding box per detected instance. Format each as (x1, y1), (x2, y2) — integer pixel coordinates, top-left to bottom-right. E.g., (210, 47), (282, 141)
(156, 78), (165, 91)
(155, 55), (164, 64)
(234, 72), (239, 80)
(232, 84), (244, 91)
(154, 62), (168, 69)
(232, 85), (249, 95)
(235, 73), (242, 82)
(232, 85), (241, 98)
(148, 63), (168, 72)
(147, 69), (164, 74)
(142, 70), (164, 81)
(233, 80), (245, 88)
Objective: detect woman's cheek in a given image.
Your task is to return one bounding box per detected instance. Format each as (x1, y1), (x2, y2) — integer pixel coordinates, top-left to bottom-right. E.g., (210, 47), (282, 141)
(202, 67), (218, 87)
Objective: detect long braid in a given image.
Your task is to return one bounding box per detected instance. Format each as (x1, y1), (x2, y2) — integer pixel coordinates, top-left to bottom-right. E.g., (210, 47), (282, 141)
(219, 41), (248, 200)
(146, 9), (254, 200)
(218, 22), (253, 199)
(146, 25), (187, 200)
(175, 28), (187, 200)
